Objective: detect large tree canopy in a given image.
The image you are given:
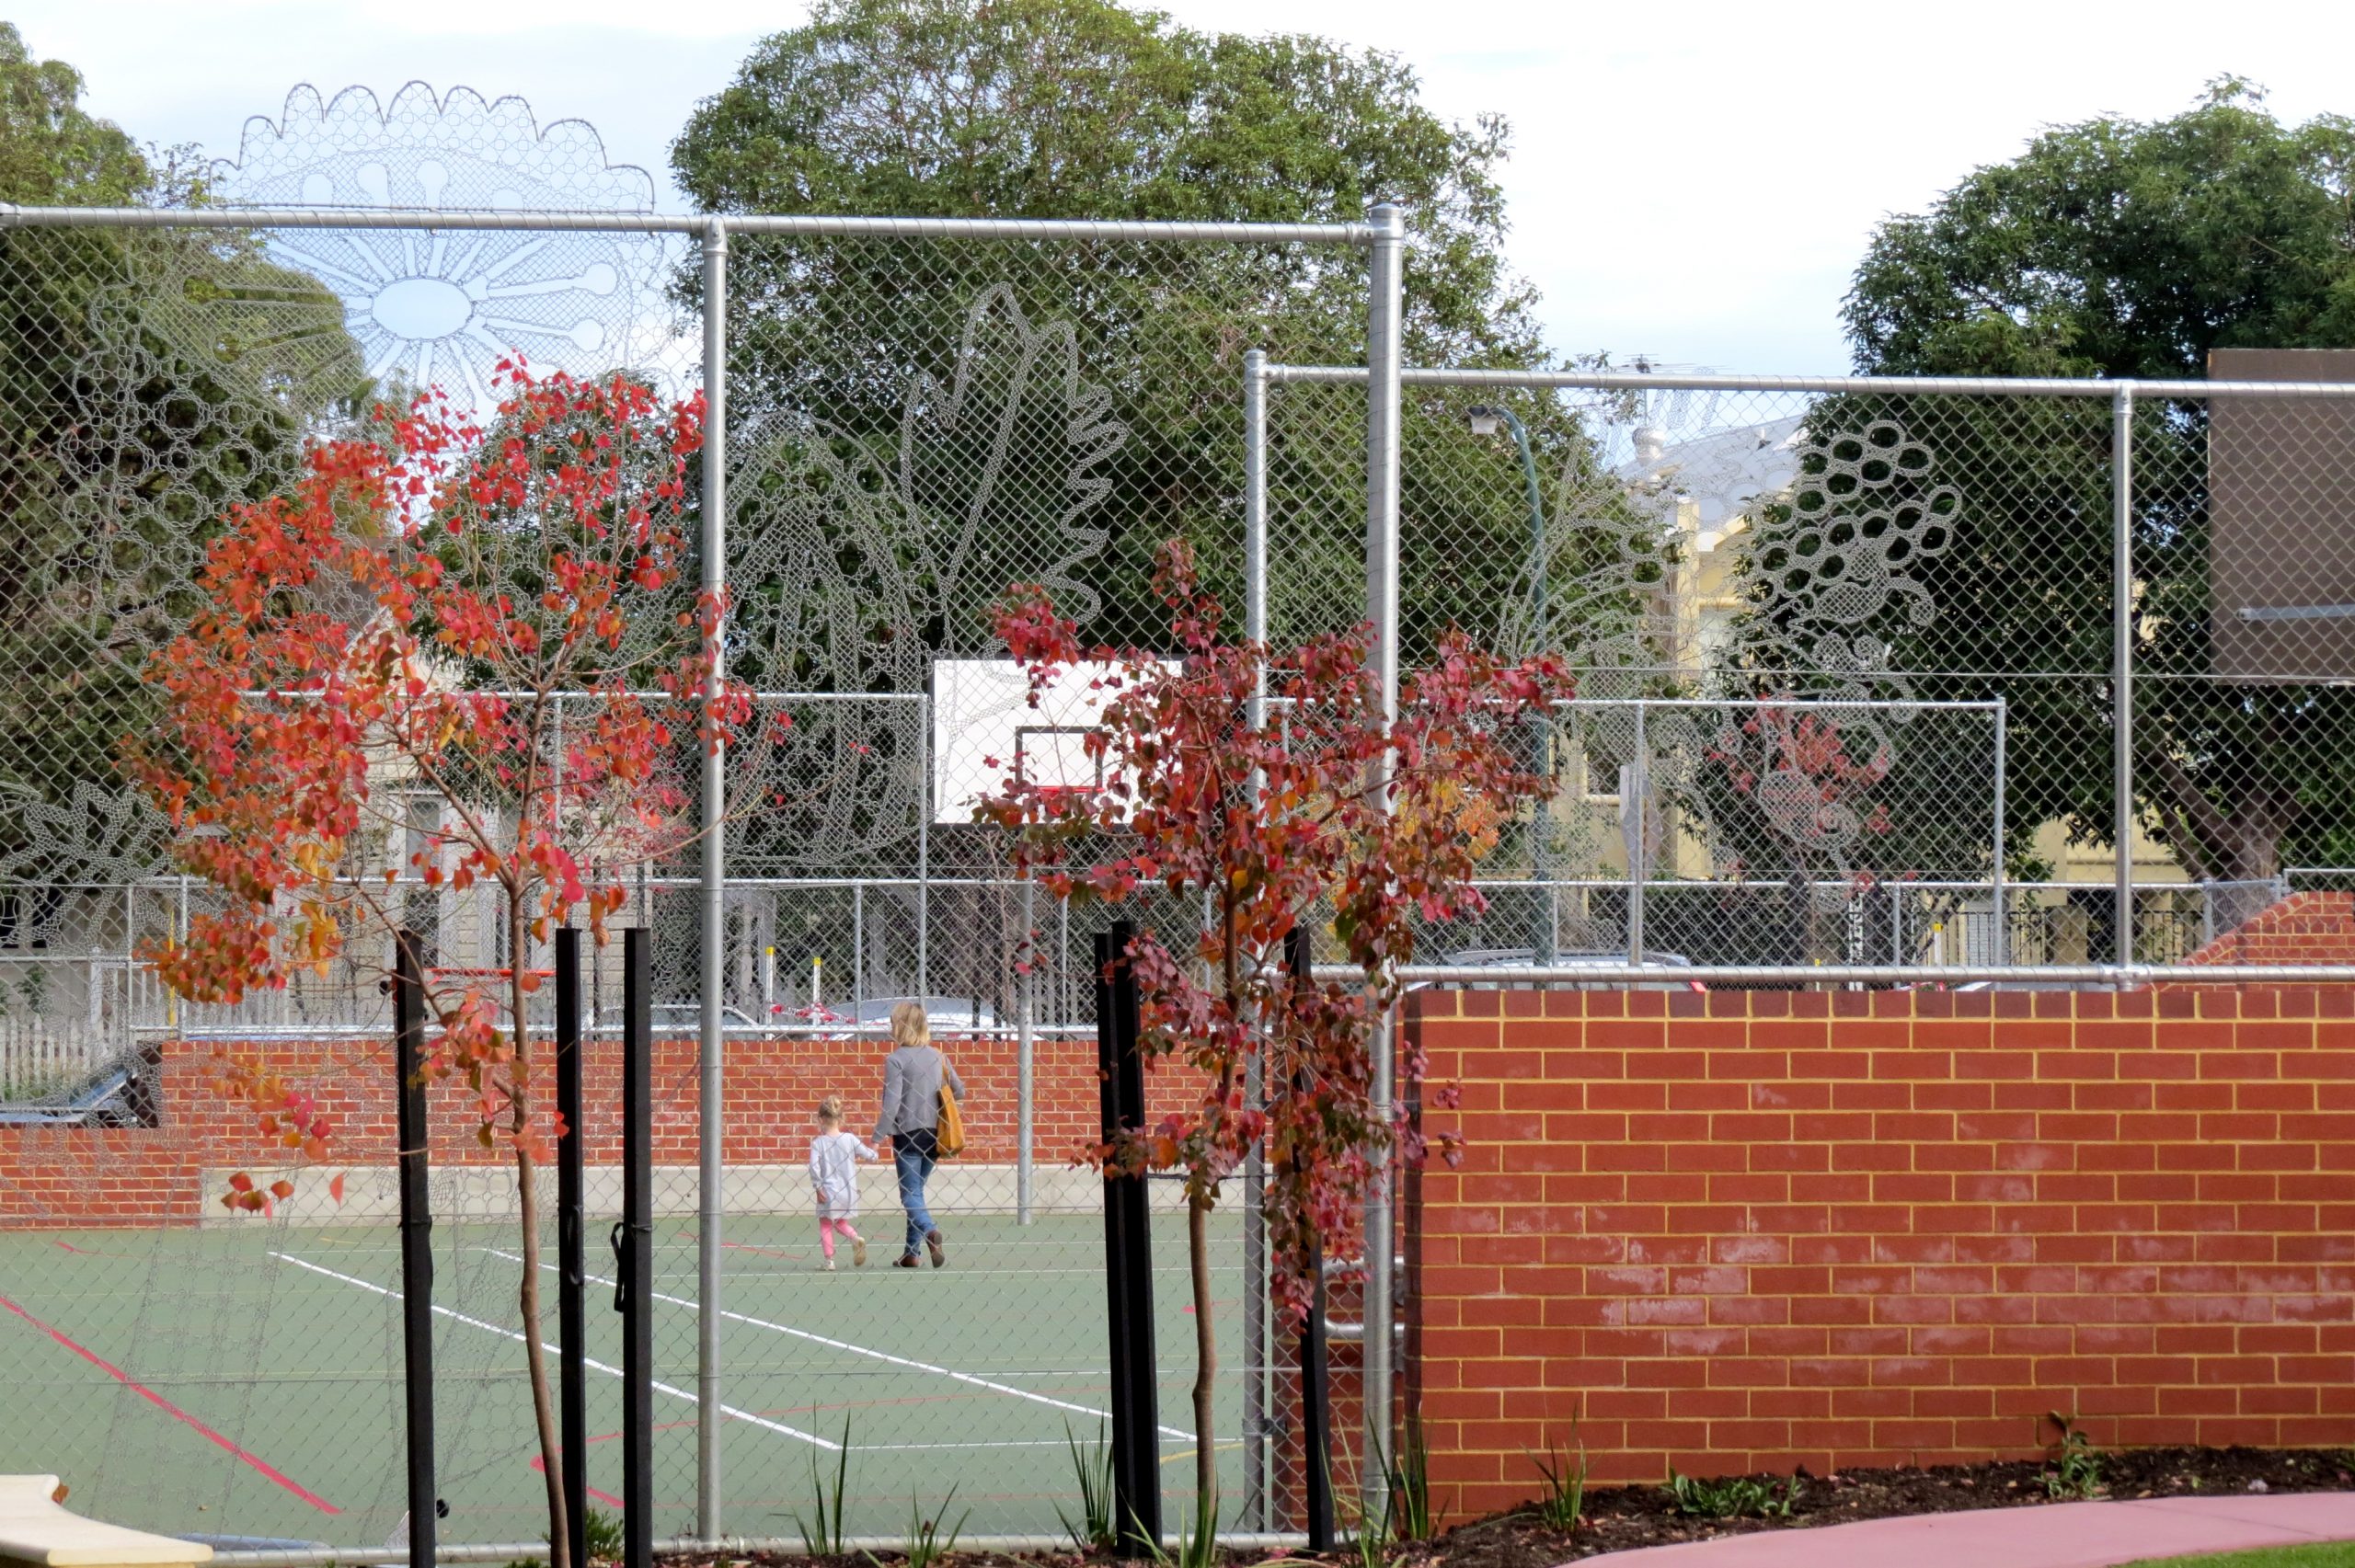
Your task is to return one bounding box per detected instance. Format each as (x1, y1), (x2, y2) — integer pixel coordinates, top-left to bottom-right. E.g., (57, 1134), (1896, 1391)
(671, 0), (1539, 362)
(669, 0), (1613, 932)
(670, 0), (1573, 698)
(1847, 80), (2355, 381)
(0, 20), (148, 204)
(1820, 82), (2355, 889)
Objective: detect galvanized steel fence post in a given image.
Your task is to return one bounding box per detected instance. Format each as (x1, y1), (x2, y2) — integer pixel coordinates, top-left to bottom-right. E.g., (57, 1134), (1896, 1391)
(696, 213), (729, 1543)
(1017, 873), (1036, 1226)
(919, 692), (932, 997)
(1360, 200), (1405, 1510)
(1993, 699), (2009, 964)
(1627, 702), (1648, 967)
(1246, 347), (1269, 705)
(1240, 345), (1269, 1528)
(2112, 384), (2136, 968)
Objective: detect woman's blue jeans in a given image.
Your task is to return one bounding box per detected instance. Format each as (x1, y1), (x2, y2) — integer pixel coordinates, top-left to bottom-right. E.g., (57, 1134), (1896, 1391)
(893, 1127), (938, 1256)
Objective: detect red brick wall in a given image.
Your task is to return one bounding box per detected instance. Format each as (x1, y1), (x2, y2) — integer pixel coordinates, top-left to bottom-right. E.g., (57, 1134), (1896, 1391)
(0, 1030), (1182, 1227)
(2185, 892), (2355, 967)
(1409, 987), (2355, 1514)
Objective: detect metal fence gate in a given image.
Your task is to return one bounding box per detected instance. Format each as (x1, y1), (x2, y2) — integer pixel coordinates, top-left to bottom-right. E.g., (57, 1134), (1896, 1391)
(0, 177), (1396, 1556)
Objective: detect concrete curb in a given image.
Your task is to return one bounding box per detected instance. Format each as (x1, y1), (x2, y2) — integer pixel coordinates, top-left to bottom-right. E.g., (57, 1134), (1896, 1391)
(1587, 1492), (2355, 1565)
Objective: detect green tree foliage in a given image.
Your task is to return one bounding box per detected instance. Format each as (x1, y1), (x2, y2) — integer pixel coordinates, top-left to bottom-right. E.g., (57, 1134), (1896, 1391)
(670, 0), (1574, 670)
(1818, 81), (2355, 886)
(0, 21), (146, 204)
(0, 24), (364, 896)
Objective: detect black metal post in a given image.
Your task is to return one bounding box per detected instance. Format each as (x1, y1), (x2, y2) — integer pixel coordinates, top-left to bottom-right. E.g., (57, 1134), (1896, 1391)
(1286, 928), (1334, 1550)
(1096, 921), (1161, 1553)
(394, 931), (436, 1568)
(616, 927), (653, 1568)
(555, 929), (587, 1568)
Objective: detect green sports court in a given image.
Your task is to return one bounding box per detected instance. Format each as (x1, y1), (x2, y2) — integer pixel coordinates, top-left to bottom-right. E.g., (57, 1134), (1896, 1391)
(0, 1208), (1267, 1551)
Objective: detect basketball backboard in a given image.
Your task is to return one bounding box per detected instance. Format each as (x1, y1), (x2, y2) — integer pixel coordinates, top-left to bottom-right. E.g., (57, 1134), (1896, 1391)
(2210, 348), (2355, 681)
(930, 658), (1167, 824)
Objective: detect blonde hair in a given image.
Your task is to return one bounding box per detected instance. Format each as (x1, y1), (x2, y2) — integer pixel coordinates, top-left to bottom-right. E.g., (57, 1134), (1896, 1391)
(815, 1094), (844, 1126)
(889, 1000), (931, 1049)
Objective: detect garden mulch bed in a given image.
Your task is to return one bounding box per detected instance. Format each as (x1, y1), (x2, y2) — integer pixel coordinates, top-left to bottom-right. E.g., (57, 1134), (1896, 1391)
(665, 1446), (2355, 1568)
(1410, 1446), (2355, 1564)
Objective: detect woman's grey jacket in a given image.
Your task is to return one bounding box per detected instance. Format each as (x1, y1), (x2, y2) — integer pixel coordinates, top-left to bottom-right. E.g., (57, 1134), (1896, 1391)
(874, 1044), (965, 1143)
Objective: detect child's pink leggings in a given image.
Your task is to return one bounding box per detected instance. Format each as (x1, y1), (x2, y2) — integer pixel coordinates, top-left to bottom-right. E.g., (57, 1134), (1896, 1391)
(819, 1218), (861, 1258)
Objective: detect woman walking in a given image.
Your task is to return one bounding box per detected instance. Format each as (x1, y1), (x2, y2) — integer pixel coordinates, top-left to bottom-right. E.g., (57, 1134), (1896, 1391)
(874, 1001), (963, 1268)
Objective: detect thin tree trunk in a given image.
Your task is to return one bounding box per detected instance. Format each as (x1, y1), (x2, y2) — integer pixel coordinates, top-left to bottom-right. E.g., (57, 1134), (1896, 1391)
(511, 917), (570, 1568)
(517, 1139), (570, 1568)
(1191, 889), (1243, 1516)
(1189, 1188), (1217, 1515)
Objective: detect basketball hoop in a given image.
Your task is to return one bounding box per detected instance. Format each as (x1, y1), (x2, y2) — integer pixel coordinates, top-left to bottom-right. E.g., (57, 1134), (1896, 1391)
(1030, 784), (1098, 815)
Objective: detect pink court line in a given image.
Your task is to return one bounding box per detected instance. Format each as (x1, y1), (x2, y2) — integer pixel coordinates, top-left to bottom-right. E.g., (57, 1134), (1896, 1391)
(0, 1291), (340, 1516)
(50, 1242), (136, 1258)
(527, 1455), (624, 1510)
(528, 1423), (697, 1510)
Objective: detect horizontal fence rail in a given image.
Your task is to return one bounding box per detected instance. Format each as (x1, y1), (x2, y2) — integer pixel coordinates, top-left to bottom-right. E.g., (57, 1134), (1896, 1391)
(0, 201), (1378, 246)
(1338, 963), (2355, 986)
(1269, 362), (2355, 398)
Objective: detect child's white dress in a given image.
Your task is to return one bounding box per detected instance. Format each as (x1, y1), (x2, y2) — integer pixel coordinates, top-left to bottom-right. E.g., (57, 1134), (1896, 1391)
(809, 1129), (878, 1220)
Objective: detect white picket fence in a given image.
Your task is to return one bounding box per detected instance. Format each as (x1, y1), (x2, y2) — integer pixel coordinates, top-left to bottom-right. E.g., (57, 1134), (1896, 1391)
(0, 1018), (118, 1101)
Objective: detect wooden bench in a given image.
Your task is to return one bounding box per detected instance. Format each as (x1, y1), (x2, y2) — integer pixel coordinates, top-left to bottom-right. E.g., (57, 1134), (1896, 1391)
(0, 1479), (212, 1568)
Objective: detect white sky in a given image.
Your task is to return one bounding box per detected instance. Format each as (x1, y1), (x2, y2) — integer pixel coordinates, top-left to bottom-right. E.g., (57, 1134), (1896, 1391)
(19, 0), (2355, 372)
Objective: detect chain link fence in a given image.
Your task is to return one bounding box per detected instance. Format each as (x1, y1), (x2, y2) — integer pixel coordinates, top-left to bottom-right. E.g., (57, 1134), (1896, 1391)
(0, 197), (1380, 1556)
(4, 152), (2355, 1558)
(1258, 363), (2355, 978)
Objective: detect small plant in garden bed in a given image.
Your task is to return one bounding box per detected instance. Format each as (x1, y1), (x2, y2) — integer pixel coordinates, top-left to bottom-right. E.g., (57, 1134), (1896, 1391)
(1386, 1420), (1449, 1542)
(1664, 1468), (1802, 1520)
(796, 1415), (855, 1554)
(1055, 1422), (1115, 1552)
(1150, 1496), (1222, 1568)
(1342, 1484), (1394, 1568)
(866, 1488), (966, 1568)
(1530, 1436), (1589, 1534)
(2043, 1413), (2107, 1500)
(583, 1508), (624, 1563)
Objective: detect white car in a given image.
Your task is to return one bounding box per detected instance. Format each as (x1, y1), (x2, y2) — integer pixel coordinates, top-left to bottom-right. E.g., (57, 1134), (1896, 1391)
(1437, 946), (1707, 993)
(791, 994), (1004, 1037)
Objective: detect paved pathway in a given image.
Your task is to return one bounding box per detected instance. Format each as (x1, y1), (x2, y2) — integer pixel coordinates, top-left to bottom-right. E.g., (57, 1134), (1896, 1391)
(1593, 1492), (2355, 1565)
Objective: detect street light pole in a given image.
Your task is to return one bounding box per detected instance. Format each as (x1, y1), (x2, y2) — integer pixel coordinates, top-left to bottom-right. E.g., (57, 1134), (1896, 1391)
(1470, 405), (1554, 963)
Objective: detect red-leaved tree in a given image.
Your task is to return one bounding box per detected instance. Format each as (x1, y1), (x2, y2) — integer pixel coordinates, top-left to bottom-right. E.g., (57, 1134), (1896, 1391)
(1703, 702), (1900, 953)
(125, 364), (752, 1568)
(978, 542), (1572, 1512)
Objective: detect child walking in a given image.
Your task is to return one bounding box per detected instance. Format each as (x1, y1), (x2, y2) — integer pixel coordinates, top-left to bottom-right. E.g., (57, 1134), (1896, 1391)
(808, 1094), (876, 1270)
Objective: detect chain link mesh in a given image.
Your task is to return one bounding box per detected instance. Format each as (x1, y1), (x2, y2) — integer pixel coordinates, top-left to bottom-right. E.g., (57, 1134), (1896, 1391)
(0, 201), (1370, 1549)
(1260, 373), (2355, 974)
(5, 174), (2355, 1552)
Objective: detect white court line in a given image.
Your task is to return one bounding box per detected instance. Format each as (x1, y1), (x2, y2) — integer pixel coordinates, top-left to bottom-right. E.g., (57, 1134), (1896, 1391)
(485, 1248), (1190, 1442)
(270, 1253), (835, 1450)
